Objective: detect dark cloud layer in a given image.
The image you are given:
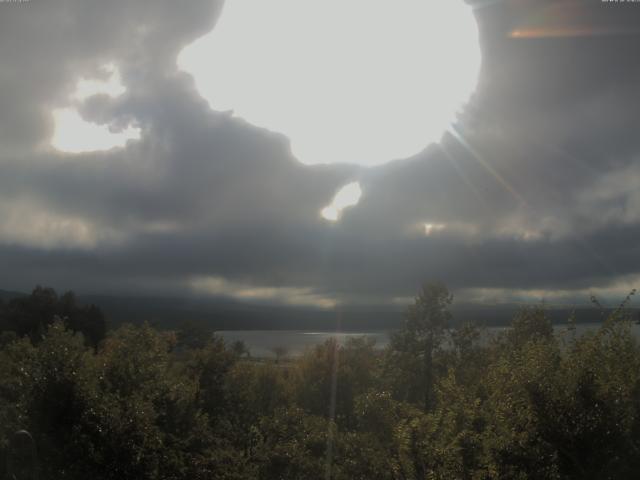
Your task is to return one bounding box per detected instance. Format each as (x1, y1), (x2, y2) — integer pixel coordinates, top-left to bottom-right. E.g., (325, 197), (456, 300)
(1, 0), (639, 307)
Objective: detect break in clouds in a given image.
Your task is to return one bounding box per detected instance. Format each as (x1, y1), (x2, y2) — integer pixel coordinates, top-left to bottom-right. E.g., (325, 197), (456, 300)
(1, 0), (640, 308)
(177, 0), (481, 167)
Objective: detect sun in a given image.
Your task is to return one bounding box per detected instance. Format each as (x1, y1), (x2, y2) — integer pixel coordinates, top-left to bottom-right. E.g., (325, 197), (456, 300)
(178, 0), (481, 167)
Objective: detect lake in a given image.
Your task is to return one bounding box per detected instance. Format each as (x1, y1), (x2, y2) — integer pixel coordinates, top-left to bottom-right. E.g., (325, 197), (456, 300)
(218, 322), (640, 358)
(218, 330), (391, 358)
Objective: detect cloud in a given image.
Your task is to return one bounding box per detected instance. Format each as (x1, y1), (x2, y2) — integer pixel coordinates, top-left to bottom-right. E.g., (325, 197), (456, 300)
(0, 199), (123, 250)
(0, 0), (639, 308)
(191, 276), (337, 309)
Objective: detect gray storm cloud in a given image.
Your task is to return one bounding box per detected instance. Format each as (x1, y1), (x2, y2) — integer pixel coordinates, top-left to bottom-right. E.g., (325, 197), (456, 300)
(1, 0), (639, 307)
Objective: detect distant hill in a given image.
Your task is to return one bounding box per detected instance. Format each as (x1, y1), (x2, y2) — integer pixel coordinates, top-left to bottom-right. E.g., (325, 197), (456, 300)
(2, 288), (636, 331)
(78, 294), (637, 331)
(78, 294), (405, 331)
(451, 304), (638, 328)
(0, 289), (27, 302)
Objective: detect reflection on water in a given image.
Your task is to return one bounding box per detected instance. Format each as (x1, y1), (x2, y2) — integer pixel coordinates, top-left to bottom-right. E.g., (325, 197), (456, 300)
(219, 322), (640, 359)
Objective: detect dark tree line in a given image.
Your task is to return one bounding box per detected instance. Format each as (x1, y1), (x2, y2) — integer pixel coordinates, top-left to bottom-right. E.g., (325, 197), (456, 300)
(0, 286), (106, 349)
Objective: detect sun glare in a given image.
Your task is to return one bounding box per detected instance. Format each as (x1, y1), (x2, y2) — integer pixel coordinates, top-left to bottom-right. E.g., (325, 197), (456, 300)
(178, 0), (481, 166)
(321, 182), (362, 221)
(424, 223), (446, 236)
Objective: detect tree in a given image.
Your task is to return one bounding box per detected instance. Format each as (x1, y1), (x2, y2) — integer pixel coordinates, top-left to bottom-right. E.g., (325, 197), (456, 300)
(253, 407), (330, 480)
(387, 282), (452, 411)
(293, 337), (379, 426)
(186, 335), (237, 422)
(271, 345), (289, 364)
(0, 287), (106, 349)
(504, 306), (553, 349)
(230, 340), (250, 358)
(176, 319), (212, 350)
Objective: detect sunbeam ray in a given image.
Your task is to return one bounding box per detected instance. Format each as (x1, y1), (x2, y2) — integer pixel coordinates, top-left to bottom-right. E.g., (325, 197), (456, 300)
(447, 125), (528, 206)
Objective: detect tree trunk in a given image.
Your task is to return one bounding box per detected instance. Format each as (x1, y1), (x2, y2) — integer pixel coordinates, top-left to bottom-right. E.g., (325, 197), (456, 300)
(424, 332), (434, 412)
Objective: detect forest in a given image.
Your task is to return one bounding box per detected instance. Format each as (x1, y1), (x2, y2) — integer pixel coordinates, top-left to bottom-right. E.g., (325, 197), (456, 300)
(1, 284), (640, 479)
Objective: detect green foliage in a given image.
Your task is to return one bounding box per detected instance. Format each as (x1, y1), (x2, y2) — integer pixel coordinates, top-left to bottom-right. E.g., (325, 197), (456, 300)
(253, 407), (330, 479)
(1, 284), (640, 479)
(176, 319), (212, 350)
(293, 336), (378, 425)
(504, 306), (554, 348)
(386, 282), (453, 410)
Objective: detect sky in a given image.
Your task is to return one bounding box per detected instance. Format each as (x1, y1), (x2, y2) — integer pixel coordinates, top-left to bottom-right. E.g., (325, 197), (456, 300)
(1, 0), (639, 309)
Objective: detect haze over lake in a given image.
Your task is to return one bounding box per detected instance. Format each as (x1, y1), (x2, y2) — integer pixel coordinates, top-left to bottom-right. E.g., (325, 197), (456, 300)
(219, 322), (640, 358)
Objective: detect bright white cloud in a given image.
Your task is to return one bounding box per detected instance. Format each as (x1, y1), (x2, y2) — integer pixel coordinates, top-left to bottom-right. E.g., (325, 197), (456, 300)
(178, 0), (481, 166)
(191, 276), (338, 308)
(51, 108), (140, 153)
(321, 181), (362, 221)
(51, 64), (140, 153)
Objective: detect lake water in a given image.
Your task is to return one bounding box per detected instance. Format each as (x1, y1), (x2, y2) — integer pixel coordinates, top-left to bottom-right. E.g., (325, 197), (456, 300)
(218, 330), (391, 358)
(218, 322), (640, 358)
